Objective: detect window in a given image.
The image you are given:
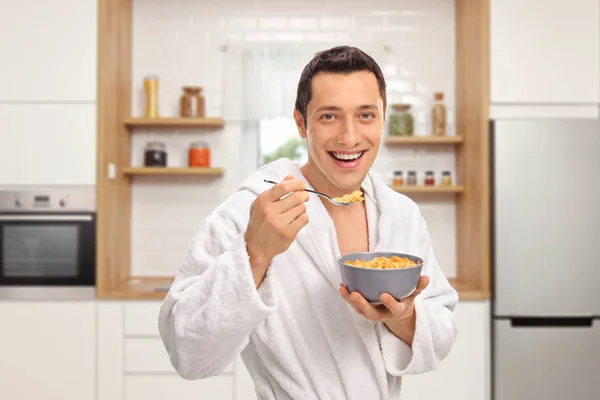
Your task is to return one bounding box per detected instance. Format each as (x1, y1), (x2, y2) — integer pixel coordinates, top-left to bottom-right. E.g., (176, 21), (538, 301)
(259, 117), (307, 166)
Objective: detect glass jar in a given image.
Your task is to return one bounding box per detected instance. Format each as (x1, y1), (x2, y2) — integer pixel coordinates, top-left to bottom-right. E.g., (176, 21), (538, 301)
(188, 141), (210, 167)
(144, 141), (167, 167)
(144, 75), (159, 118)
(393, 170), (404, 186)
(432, 92), (446, 136)
(441, 170), (453, 186)
(179, 86), (205, 118)
(407, 170), (417, 186)
(424, 170), (435, 186)
(388, 103), (414, 136)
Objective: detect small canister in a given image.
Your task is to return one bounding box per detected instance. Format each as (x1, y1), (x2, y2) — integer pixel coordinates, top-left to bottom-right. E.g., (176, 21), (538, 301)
(188, 141), (210, 167)
(407, 170), (417, 186)
(441, 170), (453, 186)
(393, 171), (404, 186)
(144, 141), (167, 167)
(424, 170), (435, 186)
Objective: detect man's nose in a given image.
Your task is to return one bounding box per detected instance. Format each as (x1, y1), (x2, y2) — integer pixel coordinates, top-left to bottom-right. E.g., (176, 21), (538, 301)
(337, 119), (360, 147)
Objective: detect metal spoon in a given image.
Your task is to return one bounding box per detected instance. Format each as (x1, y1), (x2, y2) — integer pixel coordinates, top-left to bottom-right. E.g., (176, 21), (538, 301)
(263, 179), (363, 206)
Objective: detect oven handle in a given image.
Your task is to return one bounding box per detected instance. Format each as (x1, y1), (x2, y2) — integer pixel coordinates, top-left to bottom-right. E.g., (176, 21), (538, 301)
(0, 215), (93, 222)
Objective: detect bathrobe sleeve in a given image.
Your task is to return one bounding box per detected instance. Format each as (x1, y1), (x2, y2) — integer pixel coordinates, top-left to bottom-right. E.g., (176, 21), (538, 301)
(158, 191), (278, 380)
(376, 211), (459, 376)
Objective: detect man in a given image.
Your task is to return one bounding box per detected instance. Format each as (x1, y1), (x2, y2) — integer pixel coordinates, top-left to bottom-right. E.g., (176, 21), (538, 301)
(158, 45), (458, 400)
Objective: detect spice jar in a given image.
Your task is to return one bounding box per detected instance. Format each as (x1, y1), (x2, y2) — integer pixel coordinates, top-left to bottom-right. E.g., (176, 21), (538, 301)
(424, 171), (435, 186)
(393, 171), (404, 186)
(388, 104), (414, 136)
(179, 86), (205, 118)
(407, 170), (417, 186)
(431, 92), (446, 136)
(188, 141), (210, 167)
(144, 141), (167, 167)
(441, 171), (453, 186)
(144, 75), (160, 118)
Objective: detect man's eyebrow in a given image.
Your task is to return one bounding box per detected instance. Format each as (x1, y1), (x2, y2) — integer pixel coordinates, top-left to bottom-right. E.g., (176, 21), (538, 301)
(314, 104), (379, 113)
(314, 105), (343, 113)
(358, 104), (378, 111)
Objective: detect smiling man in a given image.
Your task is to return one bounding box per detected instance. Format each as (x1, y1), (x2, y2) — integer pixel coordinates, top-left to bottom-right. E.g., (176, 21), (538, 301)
(158, 46), (458, 400)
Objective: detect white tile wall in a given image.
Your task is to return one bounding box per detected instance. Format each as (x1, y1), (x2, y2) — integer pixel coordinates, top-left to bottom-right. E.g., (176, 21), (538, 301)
(130, 0), (457, 278)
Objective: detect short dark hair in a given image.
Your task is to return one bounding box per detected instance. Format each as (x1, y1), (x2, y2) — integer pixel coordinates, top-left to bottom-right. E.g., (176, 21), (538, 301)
(294, 45), (387, 127)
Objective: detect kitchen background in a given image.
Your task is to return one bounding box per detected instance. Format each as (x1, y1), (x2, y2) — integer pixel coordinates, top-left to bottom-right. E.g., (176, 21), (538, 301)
(129, 0), (457, 278)
(0, 0), (598, 399)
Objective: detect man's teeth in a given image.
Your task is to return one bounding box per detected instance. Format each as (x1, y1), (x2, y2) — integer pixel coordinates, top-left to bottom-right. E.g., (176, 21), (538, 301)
(332, 151), (363, 161)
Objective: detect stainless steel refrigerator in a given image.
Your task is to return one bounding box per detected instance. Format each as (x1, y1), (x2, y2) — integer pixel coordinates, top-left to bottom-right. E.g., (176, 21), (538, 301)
(491, 119), (600, 400)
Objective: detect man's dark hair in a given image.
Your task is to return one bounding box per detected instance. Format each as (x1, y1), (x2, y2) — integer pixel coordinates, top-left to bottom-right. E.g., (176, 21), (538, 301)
(294, 45), (387, 128)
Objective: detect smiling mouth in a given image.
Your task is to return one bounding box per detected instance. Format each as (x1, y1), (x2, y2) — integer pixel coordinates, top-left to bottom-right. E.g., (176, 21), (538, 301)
(329, 151), (366, 162)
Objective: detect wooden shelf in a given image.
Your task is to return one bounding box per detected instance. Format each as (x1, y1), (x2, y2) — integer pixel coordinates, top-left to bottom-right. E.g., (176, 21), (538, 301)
(122, 167), (224, 176)
(385, 135), (463, 145)
(123, 117), (225, 129)
(390, 185), (465, 193)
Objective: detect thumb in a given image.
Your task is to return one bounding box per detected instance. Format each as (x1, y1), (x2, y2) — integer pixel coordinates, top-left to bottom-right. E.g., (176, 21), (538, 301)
(283, 174), (294, 181)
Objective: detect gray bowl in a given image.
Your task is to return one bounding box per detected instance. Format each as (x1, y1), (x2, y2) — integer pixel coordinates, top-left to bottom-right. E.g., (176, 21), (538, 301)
(338, 252), (423, 303)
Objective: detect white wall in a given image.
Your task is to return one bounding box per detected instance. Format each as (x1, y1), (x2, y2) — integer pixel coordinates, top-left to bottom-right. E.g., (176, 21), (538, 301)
(129, 0), (459, 278)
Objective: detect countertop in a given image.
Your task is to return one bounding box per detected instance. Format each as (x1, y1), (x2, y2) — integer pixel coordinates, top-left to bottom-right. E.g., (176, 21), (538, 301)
(98, 277), (489, 301)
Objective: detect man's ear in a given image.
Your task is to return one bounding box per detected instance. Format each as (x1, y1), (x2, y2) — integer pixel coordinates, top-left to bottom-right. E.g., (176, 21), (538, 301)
(293, 109), (307, 139)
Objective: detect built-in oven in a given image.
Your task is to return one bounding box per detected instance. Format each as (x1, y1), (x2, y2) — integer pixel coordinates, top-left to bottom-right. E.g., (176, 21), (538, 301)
(0, 187), (96, 287)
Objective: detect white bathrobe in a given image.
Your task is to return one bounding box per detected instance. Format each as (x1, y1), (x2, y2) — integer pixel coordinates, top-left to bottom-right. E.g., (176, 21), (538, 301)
(158, 158), (459, 400)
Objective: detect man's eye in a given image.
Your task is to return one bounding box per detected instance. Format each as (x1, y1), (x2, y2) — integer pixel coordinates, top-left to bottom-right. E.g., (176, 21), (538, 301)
(321, 114), (335, 120)
(361, 113), (373, 119)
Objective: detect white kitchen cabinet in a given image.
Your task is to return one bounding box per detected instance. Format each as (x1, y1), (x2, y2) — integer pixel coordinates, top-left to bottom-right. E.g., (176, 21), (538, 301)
(490, 0), (599, 105)
(125, 375), (234, 400)
(0, 0), (97, 102)
(401, 301), (490, 400)
(0, 104), (96, 185)
(0, 301), (96, 400)
(98, 301), (253, 400)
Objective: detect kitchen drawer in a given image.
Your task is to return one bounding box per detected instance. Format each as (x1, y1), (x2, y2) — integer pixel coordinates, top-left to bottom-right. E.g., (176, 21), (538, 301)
(125, 337), (234, 375)
(124, 375), (233, 400)
(124, 302), (162, 337)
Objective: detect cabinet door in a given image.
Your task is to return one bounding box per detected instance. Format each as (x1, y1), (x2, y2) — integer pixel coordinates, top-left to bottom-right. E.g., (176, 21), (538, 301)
(0, 0), (97, 102)
(491, 0), (599, 104)
(125, 376), (233, 400)
(0, 104), (96, 185)
(0, 301), (96, 400)
(400, 301), (489, 400)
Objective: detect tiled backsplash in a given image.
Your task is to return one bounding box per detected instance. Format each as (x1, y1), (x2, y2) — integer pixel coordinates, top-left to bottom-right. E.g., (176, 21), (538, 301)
(130, 0), (457, 278)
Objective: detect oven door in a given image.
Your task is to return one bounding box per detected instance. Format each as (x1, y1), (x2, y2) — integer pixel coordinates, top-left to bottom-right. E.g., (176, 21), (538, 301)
(0, 213), (96, 286)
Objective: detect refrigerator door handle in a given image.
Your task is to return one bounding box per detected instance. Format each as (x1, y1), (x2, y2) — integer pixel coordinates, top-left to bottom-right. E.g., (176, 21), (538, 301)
(510, 316), (594, 328)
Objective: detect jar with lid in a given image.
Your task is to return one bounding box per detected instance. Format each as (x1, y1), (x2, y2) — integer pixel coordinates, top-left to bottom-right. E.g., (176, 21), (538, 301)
(388, 104), (414, 136)
(441, 170), (453, 186)
(393, 171), (404, 186)
(144, 75), (160, 118)
(179, 86), (205, 118)
(431, 92), (446, 136)
(424, 170), (435, 186)
(406, 170), (417, 186)
(188, 141), (210, 167)
(144, 141), (167, 167)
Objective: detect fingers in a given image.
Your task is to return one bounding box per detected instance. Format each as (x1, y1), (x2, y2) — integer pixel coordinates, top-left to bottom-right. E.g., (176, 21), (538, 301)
(281, 202), (307, 226)
(338, 284), (366, 316)
(349, 291), (389, 321)
(379, 293), (407, 317)
(267, 175), (306, 202)
(411, 275), (430, 298)
(276, 189), (309, 214)
(283, 211), (309, 237)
